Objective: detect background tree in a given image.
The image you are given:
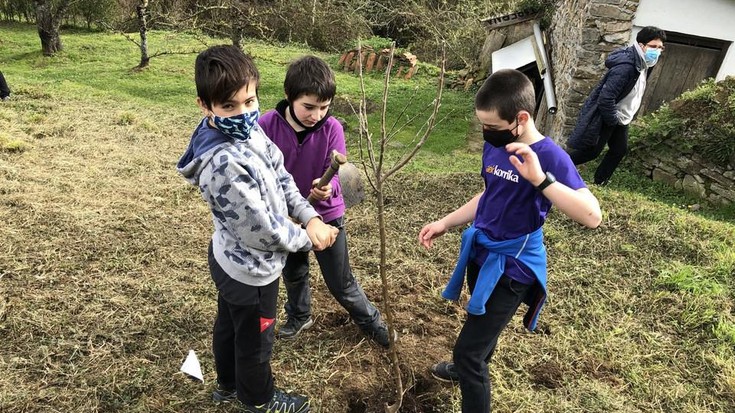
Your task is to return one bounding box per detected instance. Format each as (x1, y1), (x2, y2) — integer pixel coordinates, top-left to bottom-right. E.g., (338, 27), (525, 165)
(1, 0), (35, 21)
(33, 0), (78, 56)
(70, 0), (117, 29)
(135, 0), (150, 68)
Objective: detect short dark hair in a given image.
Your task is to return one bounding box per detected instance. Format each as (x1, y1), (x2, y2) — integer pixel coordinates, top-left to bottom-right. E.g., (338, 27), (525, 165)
(195, 45), (260, 109)
(284, 55), (336, 102)
(474, 69), (536, 121)
(636, 26), (667, 44)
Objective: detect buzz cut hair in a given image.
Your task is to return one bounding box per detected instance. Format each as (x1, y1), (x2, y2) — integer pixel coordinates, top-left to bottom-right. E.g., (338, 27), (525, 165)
(195, 45), (260, 109)
(474, 69), (536, 122)
(284, 55), (336, 103)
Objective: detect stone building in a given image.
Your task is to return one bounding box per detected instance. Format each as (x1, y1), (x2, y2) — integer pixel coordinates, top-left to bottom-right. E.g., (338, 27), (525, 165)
(547, 0), (735, 142)
(476, 0), (735, 203)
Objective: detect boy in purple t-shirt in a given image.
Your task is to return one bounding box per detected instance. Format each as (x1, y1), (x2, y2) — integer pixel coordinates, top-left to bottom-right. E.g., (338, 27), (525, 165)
(418, 69), (602, 413)
(258, 55), (394, 348)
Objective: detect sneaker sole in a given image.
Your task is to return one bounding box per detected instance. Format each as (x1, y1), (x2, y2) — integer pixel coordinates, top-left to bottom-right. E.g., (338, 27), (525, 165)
(430, 362), (459, 383)
(212, 393), (237, 404)
(277, 318), (314, 340)
(430, 371), (458, 383)
(242, 401), (310, 412)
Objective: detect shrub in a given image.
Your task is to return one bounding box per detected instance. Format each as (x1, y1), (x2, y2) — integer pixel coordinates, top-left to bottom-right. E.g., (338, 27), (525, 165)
(631, 77), (735, 169)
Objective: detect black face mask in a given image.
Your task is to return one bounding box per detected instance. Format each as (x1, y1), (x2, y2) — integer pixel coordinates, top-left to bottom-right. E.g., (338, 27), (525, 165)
(482, 118), (519, 148)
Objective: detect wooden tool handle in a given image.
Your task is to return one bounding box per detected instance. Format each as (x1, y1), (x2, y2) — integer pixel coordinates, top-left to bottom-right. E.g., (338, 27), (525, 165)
(307, 150), (347, 204)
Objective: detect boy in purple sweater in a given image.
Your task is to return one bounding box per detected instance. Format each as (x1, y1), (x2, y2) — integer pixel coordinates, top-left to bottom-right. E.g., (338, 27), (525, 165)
(259, 55), (394, 347)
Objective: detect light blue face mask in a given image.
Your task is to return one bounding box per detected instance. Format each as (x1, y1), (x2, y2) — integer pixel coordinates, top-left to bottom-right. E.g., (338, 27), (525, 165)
(211, 109), (260, 140)
(644, 48), (661, 67)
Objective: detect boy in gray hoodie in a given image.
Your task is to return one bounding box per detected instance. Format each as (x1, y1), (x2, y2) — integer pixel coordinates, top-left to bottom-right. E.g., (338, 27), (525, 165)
(177, 45), (337, 413)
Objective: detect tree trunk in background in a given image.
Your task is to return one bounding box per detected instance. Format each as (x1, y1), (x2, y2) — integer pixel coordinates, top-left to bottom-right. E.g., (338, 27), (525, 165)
(230, 25), (243, 50)
(34, 0), (71, 56)
(136, 0), (150, 69)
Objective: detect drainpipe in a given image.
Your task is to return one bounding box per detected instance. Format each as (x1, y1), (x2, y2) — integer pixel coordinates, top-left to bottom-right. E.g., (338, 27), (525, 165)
(533, 21), (557, 114)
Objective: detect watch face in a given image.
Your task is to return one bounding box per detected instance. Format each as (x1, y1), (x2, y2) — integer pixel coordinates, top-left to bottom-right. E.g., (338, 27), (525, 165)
(537, 171), (556, 191)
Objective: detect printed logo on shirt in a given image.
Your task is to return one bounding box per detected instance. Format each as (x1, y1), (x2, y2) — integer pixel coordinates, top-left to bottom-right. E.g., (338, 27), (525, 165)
(485, 164), (519, 183)
(260, 317), (275, 333)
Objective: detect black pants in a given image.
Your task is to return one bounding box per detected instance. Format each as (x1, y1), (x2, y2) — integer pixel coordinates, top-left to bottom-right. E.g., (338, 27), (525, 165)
(283, 217), (380, 330)
(209, 243), (277, 406)
(567, 123), (628, 185)
(454, 262), (533, 413)
(0, 71), (9, 99)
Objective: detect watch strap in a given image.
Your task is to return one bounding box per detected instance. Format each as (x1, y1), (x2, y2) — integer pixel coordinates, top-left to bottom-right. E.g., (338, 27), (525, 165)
(536, 171), (556, 191)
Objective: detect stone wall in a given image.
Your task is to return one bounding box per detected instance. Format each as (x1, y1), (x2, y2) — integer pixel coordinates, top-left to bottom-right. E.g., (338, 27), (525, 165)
(630, 138), (735, 206)
(546, 0), (640, 143)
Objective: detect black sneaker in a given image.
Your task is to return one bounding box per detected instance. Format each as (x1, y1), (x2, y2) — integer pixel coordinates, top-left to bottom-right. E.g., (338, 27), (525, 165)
(241, 389), (310, 413)
(430, 361), (459, 382)
(276, 317), (314, 340)
(363, 321), (398, 348)
(212, 385), (237, 404)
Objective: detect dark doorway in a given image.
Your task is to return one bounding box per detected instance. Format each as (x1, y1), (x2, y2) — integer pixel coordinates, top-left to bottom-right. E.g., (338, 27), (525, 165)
(640, 31), (730, 114)
(517, 61), (544, 115)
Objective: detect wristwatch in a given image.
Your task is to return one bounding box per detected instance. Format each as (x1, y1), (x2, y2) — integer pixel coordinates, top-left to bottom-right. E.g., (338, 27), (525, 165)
(536, 171), (556, 191)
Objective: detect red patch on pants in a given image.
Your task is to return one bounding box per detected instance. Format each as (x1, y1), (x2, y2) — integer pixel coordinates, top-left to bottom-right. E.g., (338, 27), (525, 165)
(260, 317), (275, 333)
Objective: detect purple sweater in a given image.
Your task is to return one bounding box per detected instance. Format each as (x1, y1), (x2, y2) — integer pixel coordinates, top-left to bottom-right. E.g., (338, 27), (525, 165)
(258, 109), (346, 223)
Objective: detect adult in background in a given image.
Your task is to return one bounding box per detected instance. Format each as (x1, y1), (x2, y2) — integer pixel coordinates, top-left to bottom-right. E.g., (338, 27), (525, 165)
(0, 71), (10, 101)
(566, 26), (666, 185)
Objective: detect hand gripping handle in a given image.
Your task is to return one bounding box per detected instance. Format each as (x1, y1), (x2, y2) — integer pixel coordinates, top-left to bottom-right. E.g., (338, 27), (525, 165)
(307, 150), (347, 204)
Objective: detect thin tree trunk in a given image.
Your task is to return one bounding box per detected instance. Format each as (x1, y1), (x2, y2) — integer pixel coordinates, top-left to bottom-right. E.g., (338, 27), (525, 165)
(136, 0), (150, 69)
(377, 184), (404, 413)
(231, 26), (243, 50)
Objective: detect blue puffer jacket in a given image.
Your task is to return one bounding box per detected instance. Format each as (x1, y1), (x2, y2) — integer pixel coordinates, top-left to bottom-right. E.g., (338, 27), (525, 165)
(566, 45), (646, 150)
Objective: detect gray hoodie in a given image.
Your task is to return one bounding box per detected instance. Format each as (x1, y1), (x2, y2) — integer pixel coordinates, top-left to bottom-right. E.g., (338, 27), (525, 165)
(177, 119), (319, 287)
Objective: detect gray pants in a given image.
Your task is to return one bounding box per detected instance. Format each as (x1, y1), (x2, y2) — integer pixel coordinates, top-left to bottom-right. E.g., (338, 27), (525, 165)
(283, 216), (380, 329)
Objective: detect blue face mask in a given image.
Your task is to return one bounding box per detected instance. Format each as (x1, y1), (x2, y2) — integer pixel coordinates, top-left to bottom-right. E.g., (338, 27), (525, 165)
(210, 109), (260, 140)
(644, 48), (661, 67)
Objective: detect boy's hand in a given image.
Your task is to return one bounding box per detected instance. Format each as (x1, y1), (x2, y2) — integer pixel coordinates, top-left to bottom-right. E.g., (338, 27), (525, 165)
(418, 220), (448, 250)
(506, 142), (545, 186)
(305, 217), (339, 251)
(310, 178), (333, 201)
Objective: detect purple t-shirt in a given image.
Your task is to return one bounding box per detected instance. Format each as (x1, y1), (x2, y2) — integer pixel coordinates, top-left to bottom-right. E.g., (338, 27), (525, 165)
(473, 137), (586, 284)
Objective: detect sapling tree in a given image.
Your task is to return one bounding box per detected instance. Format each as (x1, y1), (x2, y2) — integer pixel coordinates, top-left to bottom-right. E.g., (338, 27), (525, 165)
(354, 42), (446, 412)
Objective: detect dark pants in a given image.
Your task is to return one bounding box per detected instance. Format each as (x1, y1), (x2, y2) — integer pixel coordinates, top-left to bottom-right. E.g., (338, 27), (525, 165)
(0, 71), (9, 99)
(209, 243), (277, 406)
(283, 217), (380, 329)
(454, 262), (532, 413)
(567, 123), (628, 185)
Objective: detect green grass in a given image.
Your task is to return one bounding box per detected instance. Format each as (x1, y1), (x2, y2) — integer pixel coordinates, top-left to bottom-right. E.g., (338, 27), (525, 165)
(1, 22), (735, 413)
(0, 21), (476, 173)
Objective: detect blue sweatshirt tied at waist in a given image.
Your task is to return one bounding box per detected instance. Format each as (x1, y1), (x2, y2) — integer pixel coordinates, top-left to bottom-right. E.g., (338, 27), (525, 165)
(442, 224), (548, 331)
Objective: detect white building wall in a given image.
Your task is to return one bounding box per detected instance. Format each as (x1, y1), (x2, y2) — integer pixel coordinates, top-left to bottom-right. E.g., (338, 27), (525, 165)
(633, 0), (735, 80)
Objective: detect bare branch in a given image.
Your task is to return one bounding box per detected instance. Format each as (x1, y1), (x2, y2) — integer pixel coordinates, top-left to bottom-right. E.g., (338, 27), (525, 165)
(385, 86), (421, 139)
(383, 45), (446, 181)
(377, 43), (396, 182)
(98, 21), (141, 48)
(148, 49), (200, 59)
(356, 42), (378, 193)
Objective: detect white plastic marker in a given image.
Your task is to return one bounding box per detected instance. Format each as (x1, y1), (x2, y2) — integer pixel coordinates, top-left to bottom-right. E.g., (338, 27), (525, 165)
(180, 349), (204, 382)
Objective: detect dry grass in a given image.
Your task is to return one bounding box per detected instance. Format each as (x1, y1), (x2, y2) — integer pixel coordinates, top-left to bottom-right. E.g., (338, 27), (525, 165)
(2, 74), (735, 413)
